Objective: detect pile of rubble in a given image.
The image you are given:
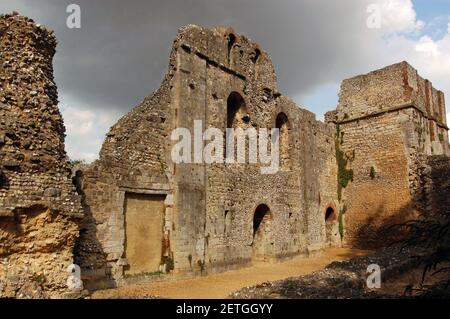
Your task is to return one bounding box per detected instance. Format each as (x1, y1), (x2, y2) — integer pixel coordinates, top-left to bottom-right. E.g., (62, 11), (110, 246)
(0, 13), (83, 298)
(230, 246), (429, 299)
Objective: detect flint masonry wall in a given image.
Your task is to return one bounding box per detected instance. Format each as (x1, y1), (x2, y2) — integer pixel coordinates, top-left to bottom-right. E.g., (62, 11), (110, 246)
(414, 155), (450, 219)
(0, 13), (83, 298)
(326, 61), (449, 248)
(78, 25), (338, 286)
(75, 71), (174, 285)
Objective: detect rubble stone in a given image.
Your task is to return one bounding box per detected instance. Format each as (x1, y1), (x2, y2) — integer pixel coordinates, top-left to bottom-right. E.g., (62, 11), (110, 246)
(0, 13), (83, 298)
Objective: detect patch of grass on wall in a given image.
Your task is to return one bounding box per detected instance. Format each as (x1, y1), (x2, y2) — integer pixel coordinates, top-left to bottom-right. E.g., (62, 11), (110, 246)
(161, 254), (174, 273)
(335, 124), (353, 201)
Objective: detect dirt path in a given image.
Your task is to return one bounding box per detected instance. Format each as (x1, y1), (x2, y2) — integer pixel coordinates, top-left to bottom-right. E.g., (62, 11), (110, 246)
(92, 247), (369, 299)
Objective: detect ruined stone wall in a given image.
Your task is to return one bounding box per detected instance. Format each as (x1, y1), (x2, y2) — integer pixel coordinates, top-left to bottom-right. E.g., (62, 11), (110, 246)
(79, 25), (338, 285)
(425, 156), (450, 217)
(173, 26), (337, 272)
(75, 72), (174, 287)
(174, 27), (310, 271)
(328, 61), (449, 248)
(0, 13), (83, 298)
(332, 110), (416, 248)
(414, 155), (450, 218)
(405, 63), (449, 156)
(306, 111), (340, 249)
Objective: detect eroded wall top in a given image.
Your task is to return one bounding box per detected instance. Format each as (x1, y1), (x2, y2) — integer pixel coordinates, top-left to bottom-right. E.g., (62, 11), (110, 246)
(176, 25), (278, 92)
(95, 24), (282, 188)
(330, 61), (447, 129)
(0, 13), (82, 217)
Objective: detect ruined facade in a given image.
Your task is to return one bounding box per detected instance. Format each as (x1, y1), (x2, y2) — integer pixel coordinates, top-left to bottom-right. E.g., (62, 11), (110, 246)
(76, 25), (339, 287)
(74, 26), (449, 287)
(0, 13), (83, 298)
(0, 14), (449, 296)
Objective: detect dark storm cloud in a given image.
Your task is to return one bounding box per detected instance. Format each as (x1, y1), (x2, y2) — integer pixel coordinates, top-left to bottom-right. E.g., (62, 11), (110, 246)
(0, 0), (381, 113)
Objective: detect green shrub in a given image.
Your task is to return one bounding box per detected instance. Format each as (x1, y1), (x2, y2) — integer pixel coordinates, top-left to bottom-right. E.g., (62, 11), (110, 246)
(162, 255), (174, 273)
(335, 124), (354, 201)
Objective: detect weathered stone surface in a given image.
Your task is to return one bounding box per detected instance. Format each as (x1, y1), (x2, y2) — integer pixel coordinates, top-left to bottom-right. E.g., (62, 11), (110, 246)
(77, 25), (339, 286)
(0, 13), (83, 298)
(414, 154), (450, 218)
(76, 26), (450, 289)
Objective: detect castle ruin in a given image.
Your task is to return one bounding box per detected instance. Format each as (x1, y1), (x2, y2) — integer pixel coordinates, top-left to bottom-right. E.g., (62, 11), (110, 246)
(0, 13), (449, 297)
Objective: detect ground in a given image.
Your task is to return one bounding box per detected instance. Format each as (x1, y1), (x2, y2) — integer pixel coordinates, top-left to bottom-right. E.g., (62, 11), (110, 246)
(92, 248), (369, 299)
(378, 263), (450, 297)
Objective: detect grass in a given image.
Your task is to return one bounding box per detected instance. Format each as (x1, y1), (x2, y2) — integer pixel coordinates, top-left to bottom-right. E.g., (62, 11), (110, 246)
(123, 271), (163, 279)
(335, 124), (354, 201)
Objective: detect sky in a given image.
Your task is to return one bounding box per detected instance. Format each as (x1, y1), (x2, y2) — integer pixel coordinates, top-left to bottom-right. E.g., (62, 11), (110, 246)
(0, 0), (449, 162)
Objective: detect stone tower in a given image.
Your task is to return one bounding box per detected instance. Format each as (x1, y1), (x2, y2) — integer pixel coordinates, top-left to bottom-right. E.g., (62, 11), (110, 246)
(326, 61), (449, 248)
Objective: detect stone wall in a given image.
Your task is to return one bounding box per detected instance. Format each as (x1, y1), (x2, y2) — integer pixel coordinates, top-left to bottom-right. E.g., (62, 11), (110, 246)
(326, 61), (449, 248)
(414, 155), (450, 218)
(78, 25), (338, 287)
(425, 156), (450, 217)
(0, 13), (83, 298)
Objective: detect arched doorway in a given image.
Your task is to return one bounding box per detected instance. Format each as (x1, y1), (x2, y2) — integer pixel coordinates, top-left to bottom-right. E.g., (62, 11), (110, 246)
(325, 205), (336, 244)
(252, 204), (272, 260)
(225, 92), (249, 160)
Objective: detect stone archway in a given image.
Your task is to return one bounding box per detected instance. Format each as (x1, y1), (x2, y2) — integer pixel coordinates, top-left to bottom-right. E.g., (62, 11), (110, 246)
(325, 204), (337, 245)
(227, 91), (248, 129)
(252, 204), (272, 260)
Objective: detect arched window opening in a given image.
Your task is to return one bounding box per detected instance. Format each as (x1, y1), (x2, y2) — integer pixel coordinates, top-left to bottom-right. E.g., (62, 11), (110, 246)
(227, 33), (236, 63)
(251, 48), (261, 64)
(275, 112), (290, 169)
(227, 92), (247, 128)
(225, 92), (250, 163)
